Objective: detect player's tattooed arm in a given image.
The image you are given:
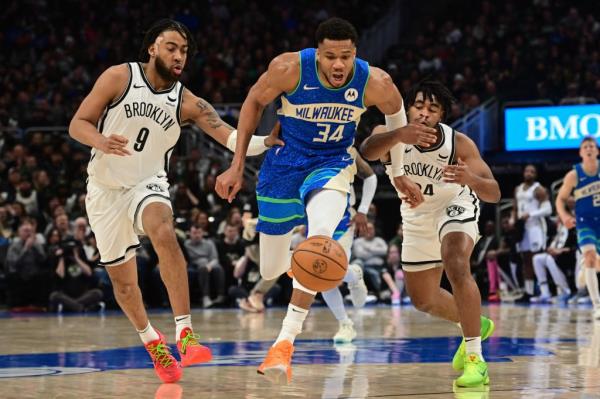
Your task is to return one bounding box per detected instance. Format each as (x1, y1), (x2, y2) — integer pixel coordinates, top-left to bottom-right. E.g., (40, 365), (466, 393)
(180, 89), (234, 147)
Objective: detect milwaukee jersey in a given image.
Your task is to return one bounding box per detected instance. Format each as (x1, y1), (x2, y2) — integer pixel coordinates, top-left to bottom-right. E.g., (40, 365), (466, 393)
(574, 162), (600, 219)
(87, 62), (184, 188)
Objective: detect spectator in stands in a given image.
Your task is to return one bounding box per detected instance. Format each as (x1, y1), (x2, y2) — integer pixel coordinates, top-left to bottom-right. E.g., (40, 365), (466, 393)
(185, 224), (225, 308)
(5, 220), (48, 308)
(352, 222), (388, 298)
(471, 220), (500, 301)
(216, 222), (245, 296)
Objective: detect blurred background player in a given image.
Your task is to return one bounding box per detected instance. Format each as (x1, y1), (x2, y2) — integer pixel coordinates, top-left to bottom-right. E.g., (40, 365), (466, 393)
(512, 165), (551, 300)
(215, 17), (437, 382)
(556, 137), (600, 320)
(361, 80), (501, 388)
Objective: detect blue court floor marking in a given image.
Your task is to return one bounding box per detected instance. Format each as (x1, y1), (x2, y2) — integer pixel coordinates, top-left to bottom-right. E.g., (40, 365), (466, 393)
(0, 336), (577, 376)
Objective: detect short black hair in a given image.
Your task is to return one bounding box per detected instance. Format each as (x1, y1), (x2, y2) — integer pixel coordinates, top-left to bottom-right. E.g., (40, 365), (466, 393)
(138, 19), (196, 62)
(405, 80), (456, 120)
(580, 136), (598, 148)
(315, 17), (358, 45)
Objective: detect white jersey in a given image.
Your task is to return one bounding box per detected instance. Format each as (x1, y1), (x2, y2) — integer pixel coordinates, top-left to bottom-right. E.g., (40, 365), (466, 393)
(87, 62), (184, 188)
(386, 122), (477, 213)
(516, 181), (543, 229)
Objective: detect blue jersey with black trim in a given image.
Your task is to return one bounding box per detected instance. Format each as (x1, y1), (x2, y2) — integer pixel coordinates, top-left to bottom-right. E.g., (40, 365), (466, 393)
(275, 48), (369, 161)
(574, 163), (600, 219)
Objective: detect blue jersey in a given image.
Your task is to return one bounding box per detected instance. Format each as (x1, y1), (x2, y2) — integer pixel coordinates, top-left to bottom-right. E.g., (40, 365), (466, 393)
(574, 163), (600, 219)
(275, 48), (369, 161)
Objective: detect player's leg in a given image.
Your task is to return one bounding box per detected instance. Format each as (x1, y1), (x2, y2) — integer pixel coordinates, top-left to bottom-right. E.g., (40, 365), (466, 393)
(404, 266), (459, 321)
(576, 223), (600, 315)
(107, 258), (182, 382)
(441, 231), (489, 387)
(531, 253), (551, 301)
(258, 189), (347, 382)
(141, 201), (212, 366)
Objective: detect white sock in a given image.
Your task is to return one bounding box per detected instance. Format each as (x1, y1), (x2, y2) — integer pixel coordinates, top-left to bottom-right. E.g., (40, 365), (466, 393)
(585, 268), (600, 307)
(342, 263), (360, 285)
(322, 288), (349, 322)
(539, 282), (551, 298)
(525, 279), (535, 295)
(275, 304), (308, 345)
(464, 336), (483, 359)
(174, 314), (193, 342)
(137, 321), (160, 344)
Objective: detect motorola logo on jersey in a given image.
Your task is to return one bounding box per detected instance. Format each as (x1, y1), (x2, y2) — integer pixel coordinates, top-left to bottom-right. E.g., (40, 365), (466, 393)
(505, 104), (600, 151)
(344, 88), (358, 102)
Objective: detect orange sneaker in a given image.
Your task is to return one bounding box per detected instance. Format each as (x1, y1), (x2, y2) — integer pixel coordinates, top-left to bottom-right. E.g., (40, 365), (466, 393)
(257, 340), (294, 384)
(144, 329), (182, 383)
(177, 327), (212, 367)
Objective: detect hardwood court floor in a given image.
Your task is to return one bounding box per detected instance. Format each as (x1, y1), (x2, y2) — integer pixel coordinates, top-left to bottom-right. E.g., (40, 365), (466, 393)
(1, 304), (599, 398)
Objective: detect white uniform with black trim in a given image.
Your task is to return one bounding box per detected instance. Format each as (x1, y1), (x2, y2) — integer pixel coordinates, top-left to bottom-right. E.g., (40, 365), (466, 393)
(86, 62), (184, 266)
(386, 123), (480, 272)
(515, 181), (547, 252)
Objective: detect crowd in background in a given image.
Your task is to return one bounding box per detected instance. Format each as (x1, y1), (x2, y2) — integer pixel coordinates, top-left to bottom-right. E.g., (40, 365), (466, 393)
(1, 0), (599, 311)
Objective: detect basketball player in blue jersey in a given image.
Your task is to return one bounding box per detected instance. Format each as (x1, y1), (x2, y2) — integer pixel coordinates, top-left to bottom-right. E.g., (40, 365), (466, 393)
(215, 17), (437, 382)
(69, 19), (282, 384)
(556, 137), (600, 321)
(361, 80), (501, 388)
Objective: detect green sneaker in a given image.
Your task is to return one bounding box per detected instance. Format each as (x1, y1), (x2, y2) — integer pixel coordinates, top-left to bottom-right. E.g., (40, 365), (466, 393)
(454, 353), (489, 388)
(452, 316), (495, 371)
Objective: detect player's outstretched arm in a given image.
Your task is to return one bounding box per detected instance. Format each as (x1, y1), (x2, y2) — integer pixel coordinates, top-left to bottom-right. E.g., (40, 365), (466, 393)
(215, 52), (299, 202)
(555, 170), (577, 229)
(69, 64), (131, 156)
(442, 133), (501, 203)
(361, 67), (437, 162)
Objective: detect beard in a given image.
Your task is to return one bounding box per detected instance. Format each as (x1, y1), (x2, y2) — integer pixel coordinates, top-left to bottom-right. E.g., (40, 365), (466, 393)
(155, 56), (178, 83)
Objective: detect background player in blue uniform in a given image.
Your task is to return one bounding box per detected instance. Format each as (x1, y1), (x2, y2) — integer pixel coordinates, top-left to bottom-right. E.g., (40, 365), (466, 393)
(215, 17), (437, 382)
(556, 137), (600, 320)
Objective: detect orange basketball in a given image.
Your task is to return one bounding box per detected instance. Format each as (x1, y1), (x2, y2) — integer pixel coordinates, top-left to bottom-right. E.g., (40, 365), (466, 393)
(291, 235), (348, 292)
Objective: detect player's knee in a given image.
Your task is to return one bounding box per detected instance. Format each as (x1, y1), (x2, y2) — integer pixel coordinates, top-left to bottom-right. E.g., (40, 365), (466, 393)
(444, 260), (471, 284)
(112, 281), (138, 301)
(411, 295), (435, 313)
(150, 222), (177, 248)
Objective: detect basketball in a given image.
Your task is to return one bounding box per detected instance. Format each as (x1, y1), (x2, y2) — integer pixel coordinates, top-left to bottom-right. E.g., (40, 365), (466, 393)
(291, 235), (348, 292)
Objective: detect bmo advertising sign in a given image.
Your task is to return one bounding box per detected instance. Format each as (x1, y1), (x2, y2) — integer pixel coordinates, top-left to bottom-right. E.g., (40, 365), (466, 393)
(505, 104), (600, 151)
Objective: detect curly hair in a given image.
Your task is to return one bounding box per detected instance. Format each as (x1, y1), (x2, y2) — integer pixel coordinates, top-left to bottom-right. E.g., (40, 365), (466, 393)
(138, 19), (196, 62)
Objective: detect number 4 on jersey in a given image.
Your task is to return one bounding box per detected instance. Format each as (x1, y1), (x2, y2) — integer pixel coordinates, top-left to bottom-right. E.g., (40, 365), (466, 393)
(416, 182), (434, 196)
(313, 123), (344, 143)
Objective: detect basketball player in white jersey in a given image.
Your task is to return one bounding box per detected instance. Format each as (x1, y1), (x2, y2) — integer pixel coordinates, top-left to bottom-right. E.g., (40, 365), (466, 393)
(512, 165), (551, 299)
(69, 19), (282, 383)
(360, 80), (501, 388)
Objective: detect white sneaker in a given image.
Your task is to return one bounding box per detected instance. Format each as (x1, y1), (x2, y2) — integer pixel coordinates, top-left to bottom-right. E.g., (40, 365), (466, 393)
(333, 319), (357, 343)
(347, 264), (367, 308)
(594, 307), (600, 321)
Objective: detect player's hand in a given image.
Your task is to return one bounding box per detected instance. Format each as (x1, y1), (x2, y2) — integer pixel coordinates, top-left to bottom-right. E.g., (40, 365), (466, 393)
(393, 176), (424, 208)
(215, 166), (244, 203)
(562, 215), (576, 229)
(443, 158), (474, 186)
(97, 134), (131, 156)
(352, 212), (369, 236)
(264, 121), (285, 148)
(396, 123), (437, 147)
(520, 213), (530, 221)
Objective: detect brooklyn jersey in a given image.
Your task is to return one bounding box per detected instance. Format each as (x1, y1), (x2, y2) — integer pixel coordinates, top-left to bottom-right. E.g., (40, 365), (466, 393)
(87, 62), (184, 188)
(574, 163), (600, 219)
(275, 48), (369, 162)
(516, 181), (543, 229)
(387, 123), (476, 213)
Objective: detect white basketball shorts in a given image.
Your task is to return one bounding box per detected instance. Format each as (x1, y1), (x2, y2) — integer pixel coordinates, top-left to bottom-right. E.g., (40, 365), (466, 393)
(401, 192), (480, 272)
(85, 175), (172, 266)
